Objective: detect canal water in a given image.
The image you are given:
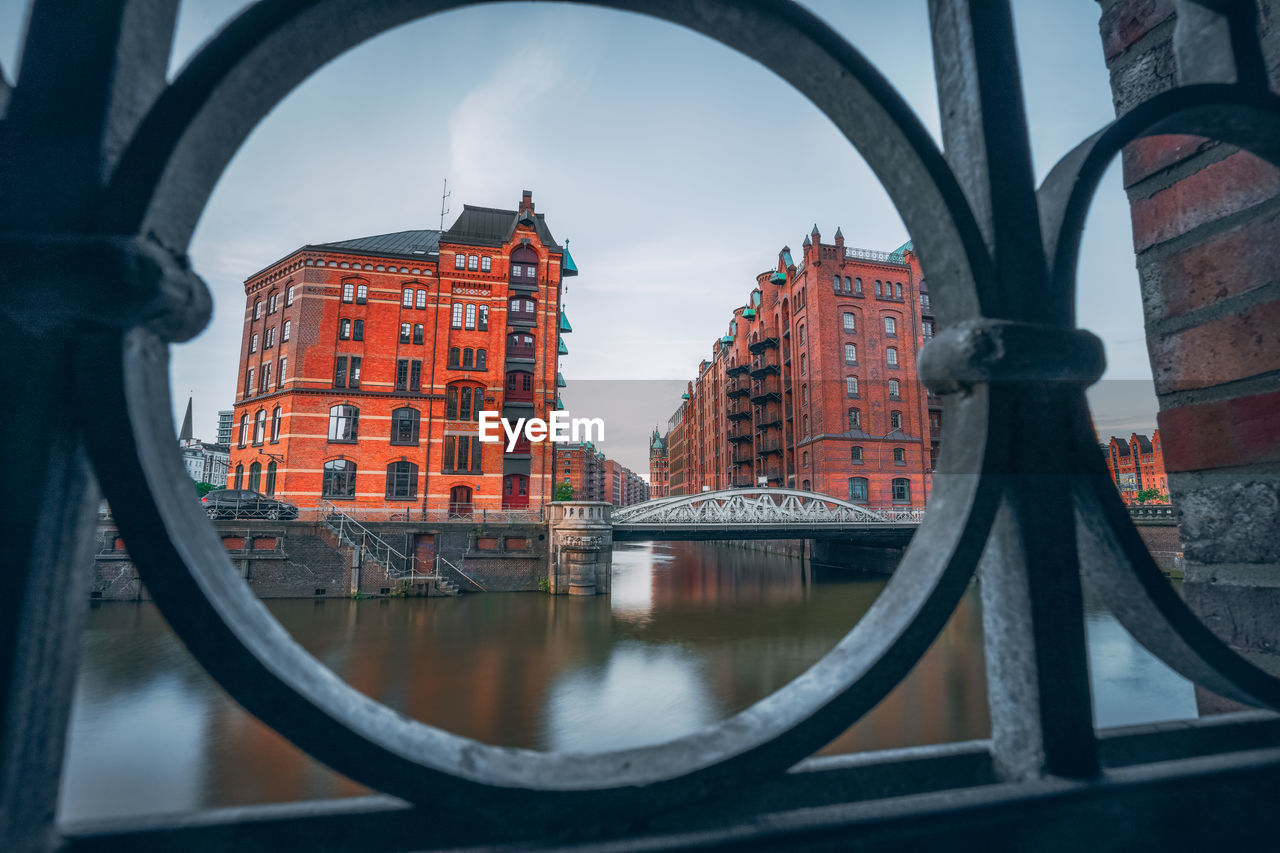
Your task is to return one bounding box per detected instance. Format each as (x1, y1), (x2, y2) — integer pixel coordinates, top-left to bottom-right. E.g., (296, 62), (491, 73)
(60, 540), (1197, 822)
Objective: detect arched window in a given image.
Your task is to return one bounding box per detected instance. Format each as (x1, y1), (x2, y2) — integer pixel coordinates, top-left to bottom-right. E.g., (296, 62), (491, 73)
(391, 408), (420, 445)
(322, 460), (357, 499)
(402, 289), (414, 308)
(253, 410), (266, 444)
(848, 408), (861, 430)
(844, 276), (852, 292)
(460, 386), (474, 420)
(342, 283), (354, 303)
(462, 348), (474, 368)
(801, 384), (808, 405)
(481, 256), (492, 272)
(503, 474), (530, 509)
(448, 347), (460, 367)
(833, 274), (840, 290)
(854, 277), (863, 295)
(449, 485), (473, 517)
(895, 282), (903, 298)
(508, 332), (534, 358)
(238, 413), (248, 447)
(356, 283), (368, 304)
(890, 411), (903, 431)
(875, 280), (882, 296)
(510, 245), (538, 283)
(845, 343), (857, 363)
(413, 323), (423, 344)
(467, 254), (479, 271)
(282, 320), (291, 341)
(509, 296), (536, 322)
(286, 285), (295, 306)
(328, 405), (358, 442)
(802, 451), (809, 468)
(894, 447), (906, 463)
(885, 317), (897, 335)
(851, 445), (863, 463)
(416, 289), (427, 309)
(265, 461), (277, 496)
(234, 464), (244, 490)
(848, 477), (868, 503)
(798, 324), (806, 345)
(505, 371), (533, 402)
(385, 461), (418, 500)
(800, 353), (807, 375)
(270, 406), (281, 442)
(888, 379), (901, 399)
(843, 312), (855, 332)
(892, 478), (911, 503)
(846, 376), (859, 397)
(886, 347), (899, 366)
(446, 384), (484, 420)
(248, 461), (262, 493)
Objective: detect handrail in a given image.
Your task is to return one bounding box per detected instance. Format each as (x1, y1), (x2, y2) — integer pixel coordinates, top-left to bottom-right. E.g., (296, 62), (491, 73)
(320, 500), (415, 579)
(437, 554), (486, 592)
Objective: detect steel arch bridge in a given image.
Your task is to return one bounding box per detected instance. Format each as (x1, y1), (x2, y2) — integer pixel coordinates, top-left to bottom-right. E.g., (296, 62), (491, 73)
(611, 488), (924, 541)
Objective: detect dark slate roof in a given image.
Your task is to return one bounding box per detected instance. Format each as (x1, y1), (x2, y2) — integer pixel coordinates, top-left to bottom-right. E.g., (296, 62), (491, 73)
(444, 205), (562, 250)
(308, 229), (441, 258)
(1133, 434), (1153, 453)
(1111, 438), (1131, 457)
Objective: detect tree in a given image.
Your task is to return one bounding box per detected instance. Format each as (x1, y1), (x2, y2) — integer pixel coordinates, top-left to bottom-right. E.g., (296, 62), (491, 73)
(195, 481), (223, 498)
(554, 481), (574, 501)
(1135, 487), (1168, 505)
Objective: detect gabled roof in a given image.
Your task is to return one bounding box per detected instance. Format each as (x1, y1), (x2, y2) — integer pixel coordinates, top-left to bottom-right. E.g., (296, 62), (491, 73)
(1132, 434), (1153, 453)
(443, 204), (562, 250)
(309, 229), (441, 258)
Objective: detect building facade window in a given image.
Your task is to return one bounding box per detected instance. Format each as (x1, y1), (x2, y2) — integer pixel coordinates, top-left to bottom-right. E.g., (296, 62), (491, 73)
(400, 323), (410, 344)
(886, 347), (898, 366)
(802, 414), (809, 436)
(355, 284), (367, 304)
(402, 289), (414, 308)
(385, 462), (418, 500)
(454, 253), (465, 269)
(845, 343), (857, 363)
(409, 360), (421, 391)
(353, 319), (363, 341)
(885, 317), (896, 336)
(238, 413), (248, 447)
(391, 407), (420, 445)
(452, 303), (463, 328)
(481, 256), (492, 272)
(413, 323), (424, 345)
(478, 305), (489, 331)
(268, 292), (279, 313)
(889, 379), (901, 398)
(921, 293), (931, 309)
(798, 324), (805, 345)
(892, 478), (911, 503)
(265, 461), (277, 496)
(234, 464), (244, 489)
(843, 312), (855, 332)
(416, 289), (427, 309)
(846, 376), (859, 396)
(894, 447), (906, 464)
(253, 410), (266, 444)
(246, 367), (254, 396)
(467, 255), (479, 271)
(265, 327), (275, 348)
(465, 304), (476, 330)
(328, 405), (358, 443)
(282, 320), (290, 341)
(895, 282), (903, 298)
(849, 477), (868, 503)
(270, 406), (281, 442)
(248, 461), (261, 493)
(342, 283), (354, 303)
(254, 300), (262, 319)
(891, 411), (903, 431)
(278, 357), (287, 387)
(286, 285), (295, 306)
(448, 347), (460, 368)
(802, 451), (809, 468)
(322, 460), (357, 499)
(800, 353), (807, 375)
(848, 408), (861, 430)
(854, 277), (863, 295)
(340, 319), (351, 340)
(250, 333), (258, 353)
(851, 445), (863, 463)
(396, 359), (408, 390)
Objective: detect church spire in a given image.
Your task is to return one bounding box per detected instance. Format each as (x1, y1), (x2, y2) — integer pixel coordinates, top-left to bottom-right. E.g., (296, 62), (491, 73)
(178, 395), (194, 443)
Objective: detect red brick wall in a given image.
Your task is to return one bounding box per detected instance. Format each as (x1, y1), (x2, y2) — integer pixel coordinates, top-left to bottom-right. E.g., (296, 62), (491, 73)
(1098, 0), (1280, 656)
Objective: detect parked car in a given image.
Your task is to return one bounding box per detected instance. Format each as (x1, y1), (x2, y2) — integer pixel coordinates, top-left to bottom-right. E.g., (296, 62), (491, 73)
(201, 489), (298, 520)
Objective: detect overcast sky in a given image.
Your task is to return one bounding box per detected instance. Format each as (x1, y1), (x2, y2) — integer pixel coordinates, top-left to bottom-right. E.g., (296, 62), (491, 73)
(0, 1), (1158, 475)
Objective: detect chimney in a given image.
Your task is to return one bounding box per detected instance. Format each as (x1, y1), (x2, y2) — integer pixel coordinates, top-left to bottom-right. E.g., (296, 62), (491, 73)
(520, 190), (534, 214)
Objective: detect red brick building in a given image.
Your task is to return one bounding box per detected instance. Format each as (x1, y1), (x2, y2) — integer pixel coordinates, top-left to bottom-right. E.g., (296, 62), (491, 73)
(1105, 431), (1169, 503)
(558, 441), (605, 502)
(649, 428), (669, 498)
(227, 190), (575, 516)
(665, 228), (936, 508)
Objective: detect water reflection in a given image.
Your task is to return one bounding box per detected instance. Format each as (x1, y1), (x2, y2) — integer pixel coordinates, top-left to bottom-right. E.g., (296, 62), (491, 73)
(60, 540), (1195, 822)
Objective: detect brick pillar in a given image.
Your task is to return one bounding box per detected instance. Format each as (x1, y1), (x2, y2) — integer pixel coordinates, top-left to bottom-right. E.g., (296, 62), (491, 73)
(1098, 0), (1280, 707)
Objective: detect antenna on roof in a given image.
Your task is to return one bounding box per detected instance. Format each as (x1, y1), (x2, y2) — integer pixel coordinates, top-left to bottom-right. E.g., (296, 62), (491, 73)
(439, 178), (451, 231)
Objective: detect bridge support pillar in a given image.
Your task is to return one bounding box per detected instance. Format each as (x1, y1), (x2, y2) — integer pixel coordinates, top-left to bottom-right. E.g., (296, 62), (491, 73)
(547, 502), (613, 595)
